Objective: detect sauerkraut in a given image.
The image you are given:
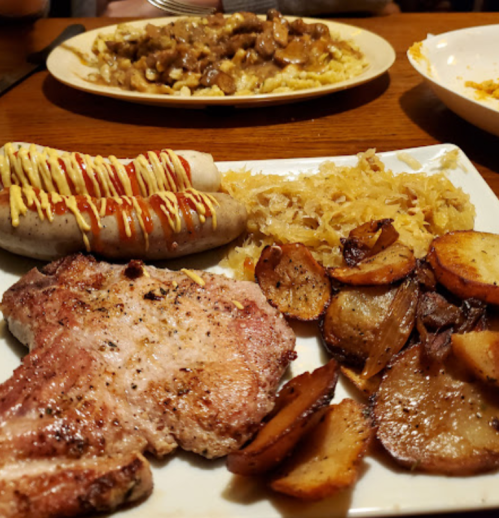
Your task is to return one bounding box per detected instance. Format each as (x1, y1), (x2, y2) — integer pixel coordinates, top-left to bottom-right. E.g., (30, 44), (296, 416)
(220, 150), (475, 280)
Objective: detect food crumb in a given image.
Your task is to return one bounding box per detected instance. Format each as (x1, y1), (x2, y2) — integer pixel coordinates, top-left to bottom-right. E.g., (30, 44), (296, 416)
(439, 149), (464, 171)
(396, 152), (422, 170)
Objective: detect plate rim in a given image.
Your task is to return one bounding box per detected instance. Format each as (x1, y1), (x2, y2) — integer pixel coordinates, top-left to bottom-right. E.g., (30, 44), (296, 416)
(46, 15), (396, 108)
(1, 143), (498, 518)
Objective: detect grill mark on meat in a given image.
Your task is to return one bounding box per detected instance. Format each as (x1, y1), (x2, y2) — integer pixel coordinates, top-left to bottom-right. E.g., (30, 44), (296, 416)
(0, 254), (295, 517)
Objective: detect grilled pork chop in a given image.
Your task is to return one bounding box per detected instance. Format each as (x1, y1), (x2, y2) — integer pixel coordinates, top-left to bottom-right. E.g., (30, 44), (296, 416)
(0, 254), (296, 518)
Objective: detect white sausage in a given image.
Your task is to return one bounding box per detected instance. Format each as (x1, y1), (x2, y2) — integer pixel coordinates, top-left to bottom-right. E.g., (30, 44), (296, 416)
(0, 142), (221, 194)
(0, 190), (247, 261)
(0, 142), (248, 261)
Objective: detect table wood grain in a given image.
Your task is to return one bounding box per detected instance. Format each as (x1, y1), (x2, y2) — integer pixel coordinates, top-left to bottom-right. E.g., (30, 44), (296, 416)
(1, 14), (498, 189)
(1, 13), (499, 518)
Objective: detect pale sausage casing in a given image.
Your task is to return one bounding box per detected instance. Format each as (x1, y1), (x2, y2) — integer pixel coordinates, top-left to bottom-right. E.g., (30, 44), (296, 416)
(0, 143), (247, 261)
(0, 142), (221, 194)
(0, 190), (246, 261)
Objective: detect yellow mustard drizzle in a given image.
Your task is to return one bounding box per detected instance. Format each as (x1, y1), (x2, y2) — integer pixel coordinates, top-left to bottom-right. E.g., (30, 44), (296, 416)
(9, 185), (27, 227)
(63, 197), (92, 233)
(0, 143), (218, 254)
(99, 197), (107, 218)
(24, 186), (45, 222)
(184, 191), (218, 231)
(39, 191), (53, 222)
(0, 143), (192, 197)
(131, 197), (150, 250)
(121, 197), (133, 239)
(85, 194), (102, 229)
(181, 268), (206, 287)
(157, 192), (182, 233)
(8, 185), (218, 253)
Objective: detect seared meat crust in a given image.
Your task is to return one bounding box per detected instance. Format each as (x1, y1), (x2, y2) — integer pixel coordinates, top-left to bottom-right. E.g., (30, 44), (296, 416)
(0, 254), (296, 517)
(0, 453), (152, 518)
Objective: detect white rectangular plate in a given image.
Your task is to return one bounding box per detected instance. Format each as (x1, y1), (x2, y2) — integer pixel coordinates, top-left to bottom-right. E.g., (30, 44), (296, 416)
(1, 144), (499, 518)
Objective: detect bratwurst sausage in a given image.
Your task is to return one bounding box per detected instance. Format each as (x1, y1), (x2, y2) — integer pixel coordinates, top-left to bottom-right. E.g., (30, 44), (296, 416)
(0, 143), (247, 261)
(0, 142), (221, 195)
(0, 188), (246, 261)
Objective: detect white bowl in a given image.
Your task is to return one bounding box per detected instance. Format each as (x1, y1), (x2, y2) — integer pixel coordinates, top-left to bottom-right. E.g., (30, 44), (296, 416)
(407, 24), (499, 137)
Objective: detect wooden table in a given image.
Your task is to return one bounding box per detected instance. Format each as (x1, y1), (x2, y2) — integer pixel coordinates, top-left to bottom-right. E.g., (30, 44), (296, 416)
(1, 14), (498, 190)
(1, 13), (499, 518)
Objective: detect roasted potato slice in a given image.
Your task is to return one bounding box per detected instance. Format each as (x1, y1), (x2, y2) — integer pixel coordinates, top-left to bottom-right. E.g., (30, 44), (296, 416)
(329, 242), (416, 286)
(227, 360), (339, 476)
(452, 330), (499, 387)
(320, 285), (398, 367)
(374, 344), (499, 475)
(321, 277), (417, 378)
(270, 399), (373, 500)
(428, 230), (499, 305)
(341, 365), (382, 398)
(255, 243), (331, 321)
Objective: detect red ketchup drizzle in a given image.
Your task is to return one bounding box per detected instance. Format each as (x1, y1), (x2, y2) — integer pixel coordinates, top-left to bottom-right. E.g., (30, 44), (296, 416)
(74, 153), (96, 197)
(105, 198), (132, 242)
(123, 201), (136, 240)
(76, 195), (102, 250)
(125, 162), (142, 196)
(53, 198), (67, 216)
(160, 153), (175, 191)
(57, 158), (79, 195)
(136, 197), (154, 234)
(178, 155), (192, 185)
(185, 193), (212, 227)
(13, 148), (196, 251)
(13, 149), (190, 200)
(149, 194), (173, 246)
(40, 193), (131, 245)
(24, 190), (102, 247)
(106, 165), (124, 196)
(150, 150), (193, 190)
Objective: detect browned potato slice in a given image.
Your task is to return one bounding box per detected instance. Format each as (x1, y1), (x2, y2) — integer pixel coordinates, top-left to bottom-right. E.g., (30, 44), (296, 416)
(428, 230), (499, 304)
(329, 242), (416, 286)
(320, 285), (398, 367)
(270, 399), (373, 500)
(452, 330), (499, 387)
(227, 360), (339, 476)
(340, 366), (382, 398)
(255, 243), (332, 321)
(374, 344), (499, 475)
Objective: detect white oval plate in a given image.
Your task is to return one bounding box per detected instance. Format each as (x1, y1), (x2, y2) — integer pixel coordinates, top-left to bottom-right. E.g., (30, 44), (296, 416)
(46, 17), (395, 108)
(2, 144), (499, 518)
(407, 24), (499, 137)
